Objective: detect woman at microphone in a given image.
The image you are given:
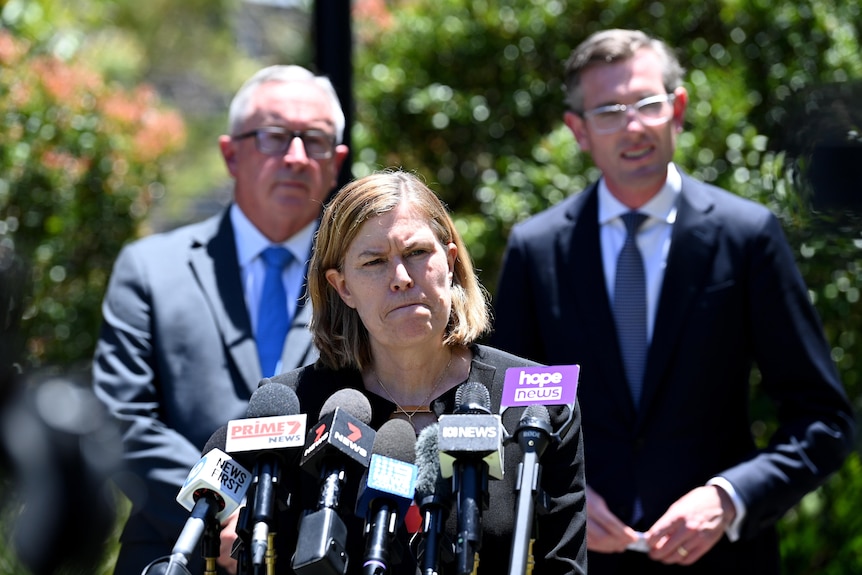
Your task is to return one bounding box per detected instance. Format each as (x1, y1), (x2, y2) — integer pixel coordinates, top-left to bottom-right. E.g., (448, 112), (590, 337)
(266, 169), (587, 574)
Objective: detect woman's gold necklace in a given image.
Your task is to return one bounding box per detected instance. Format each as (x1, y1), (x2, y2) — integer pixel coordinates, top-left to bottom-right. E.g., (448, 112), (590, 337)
(373, 351), (453, 427)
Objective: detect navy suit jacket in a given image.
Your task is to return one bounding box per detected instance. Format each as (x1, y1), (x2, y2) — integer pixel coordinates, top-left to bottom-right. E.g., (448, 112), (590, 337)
(93, 207), (318, 570)
(491, 170), (854, 574)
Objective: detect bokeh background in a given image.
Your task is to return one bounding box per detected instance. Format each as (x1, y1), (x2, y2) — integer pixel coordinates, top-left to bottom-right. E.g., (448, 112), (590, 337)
(1, 0), (861, 572)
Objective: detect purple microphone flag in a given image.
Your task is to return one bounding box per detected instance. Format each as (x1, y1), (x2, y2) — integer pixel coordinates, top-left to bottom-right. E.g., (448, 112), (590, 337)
(501, 365), (580, 408)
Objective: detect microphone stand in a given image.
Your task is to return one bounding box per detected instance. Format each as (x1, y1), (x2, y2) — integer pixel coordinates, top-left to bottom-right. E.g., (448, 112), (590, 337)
(202, 519), (220, 575)
(163, 496), (218, 575)
(507, 413), (552, 575)
(234, 502), (252, 575)
(419, 503), (445, 575)
(453, 460), (487, 575)
(508, 450), (542, 575)
(250, 459), (280, 575)
(362, 504), (397, 575)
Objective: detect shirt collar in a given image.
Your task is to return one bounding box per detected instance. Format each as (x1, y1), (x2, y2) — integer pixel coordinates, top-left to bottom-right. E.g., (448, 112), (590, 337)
(230, 203), (317, 267)
(598, 163), (681, 226)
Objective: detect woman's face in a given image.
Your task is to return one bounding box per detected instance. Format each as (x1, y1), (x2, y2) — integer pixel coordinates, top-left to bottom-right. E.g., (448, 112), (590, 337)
(325, 202), (456, 353)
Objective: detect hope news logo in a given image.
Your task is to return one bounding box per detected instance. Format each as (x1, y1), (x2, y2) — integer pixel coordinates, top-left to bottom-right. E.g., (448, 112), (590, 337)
(501, 365), (580, 408)
(515, 370), (564, 401)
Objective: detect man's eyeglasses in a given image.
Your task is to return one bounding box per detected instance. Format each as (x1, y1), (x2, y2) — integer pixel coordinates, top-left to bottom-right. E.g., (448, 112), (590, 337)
(232, 127), (336, 159)
(582, 94), (676, 135)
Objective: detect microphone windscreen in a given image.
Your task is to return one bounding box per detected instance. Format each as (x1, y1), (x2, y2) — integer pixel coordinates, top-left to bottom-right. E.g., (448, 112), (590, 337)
(521, 404), (551, 424)
(202, 425), (228, 455)
(414, 423), (449, 501)
(247, 383), (301, 418)
(320, 388), (373, 425)
(372, 418), (417, 463)
(455, 382), (491, 414)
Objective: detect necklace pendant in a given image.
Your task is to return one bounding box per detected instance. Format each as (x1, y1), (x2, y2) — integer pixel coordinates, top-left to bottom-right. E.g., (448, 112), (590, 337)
(399, 405), (433, 414)
(374, 349), (453, 429)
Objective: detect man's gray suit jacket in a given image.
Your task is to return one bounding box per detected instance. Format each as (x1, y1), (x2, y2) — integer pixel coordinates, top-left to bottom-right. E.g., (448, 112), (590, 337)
(93, 207), (317, 555)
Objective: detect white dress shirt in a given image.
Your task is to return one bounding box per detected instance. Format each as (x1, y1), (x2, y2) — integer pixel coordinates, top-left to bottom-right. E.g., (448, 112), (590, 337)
(230, 203), (315, 336)
(598, 163), (680, 344)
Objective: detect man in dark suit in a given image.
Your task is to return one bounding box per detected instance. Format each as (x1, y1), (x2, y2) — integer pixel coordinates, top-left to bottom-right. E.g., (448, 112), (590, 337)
(93, 65), (349, 574)
(491, 29), (854, 575)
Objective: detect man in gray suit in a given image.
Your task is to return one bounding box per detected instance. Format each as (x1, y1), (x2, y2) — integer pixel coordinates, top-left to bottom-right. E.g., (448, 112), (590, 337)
(93, 65), (349, 574)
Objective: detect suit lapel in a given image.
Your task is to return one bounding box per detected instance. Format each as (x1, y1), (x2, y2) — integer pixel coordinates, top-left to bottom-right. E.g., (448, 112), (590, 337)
(281, 285), (314, 370)
(639, 175), (719, 417)
(189, 209), (262, 393)
(563, 186), (638, 415)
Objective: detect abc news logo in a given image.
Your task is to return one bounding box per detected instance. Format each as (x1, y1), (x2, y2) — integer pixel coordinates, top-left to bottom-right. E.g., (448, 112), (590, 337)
(440, 424), (499, 439)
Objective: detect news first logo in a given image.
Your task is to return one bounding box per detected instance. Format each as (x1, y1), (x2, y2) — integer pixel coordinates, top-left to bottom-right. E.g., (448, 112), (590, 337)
(225, 414), (308, 453)
(501, 364), (580, 408)
(176, 448), (251, 521)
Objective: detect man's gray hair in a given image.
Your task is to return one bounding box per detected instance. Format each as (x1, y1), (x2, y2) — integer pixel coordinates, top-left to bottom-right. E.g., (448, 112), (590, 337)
(227, 65), (346, 144)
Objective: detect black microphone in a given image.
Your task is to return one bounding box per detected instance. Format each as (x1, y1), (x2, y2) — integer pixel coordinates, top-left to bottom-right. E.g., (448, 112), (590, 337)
(437, 382), (504, 575)
(226, 383), (307, 574)
(507, 405), (552, 575)
(292, 388), (376, 575)
(146, 425), (253, 575)
(413, 423), (454, 575)
(356, 418), (418, 575)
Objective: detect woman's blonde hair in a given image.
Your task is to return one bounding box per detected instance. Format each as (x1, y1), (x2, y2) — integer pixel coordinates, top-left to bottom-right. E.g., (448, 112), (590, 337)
(309, 170), (491, 370)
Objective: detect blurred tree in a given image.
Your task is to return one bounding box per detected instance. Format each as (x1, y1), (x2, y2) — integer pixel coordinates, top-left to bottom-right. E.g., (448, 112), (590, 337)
(1, 0), (861, 571)
(0, 19), (184, 573)
(0, 0), (315, 369)
(1, 1), (314, 570)
(0, 29), (186, 369)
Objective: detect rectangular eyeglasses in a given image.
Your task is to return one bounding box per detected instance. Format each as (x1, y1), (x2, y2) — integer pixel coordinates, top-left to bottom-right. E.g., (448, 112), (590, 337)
(582, 93), (676, 135)
(232, 126), (336, 159)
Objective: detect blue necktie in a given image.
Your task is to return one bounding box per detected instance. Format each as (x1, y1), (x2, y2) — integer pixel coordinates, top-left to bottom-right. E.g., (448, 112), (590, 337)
(614, 212), (649, 407)
(257, 246), (292, 377)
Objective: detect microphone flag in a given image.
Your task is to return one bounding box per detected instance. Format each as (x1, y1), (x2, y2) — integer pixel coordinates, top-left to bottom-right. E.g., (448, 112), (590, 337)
(176, 448), (252, 523)
(500, 365), (580, 409)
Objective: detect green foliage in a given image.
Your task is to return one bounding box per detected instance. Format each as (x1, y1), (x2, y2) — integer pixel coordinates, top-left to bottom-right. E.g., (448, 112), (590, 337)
(778, 451), (862, 574)
(353, 0), (862, 284)
(0, 20), (184, 572)
(353, 0), (862, 571)
(0, 29), (185, 367)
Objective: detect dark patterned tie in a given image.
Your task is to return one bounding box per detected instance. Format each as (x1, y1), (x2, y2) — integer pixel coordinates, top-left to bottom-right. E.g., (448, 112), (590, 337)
(257, 246), (292, 377)
(614, 212), (648, 407)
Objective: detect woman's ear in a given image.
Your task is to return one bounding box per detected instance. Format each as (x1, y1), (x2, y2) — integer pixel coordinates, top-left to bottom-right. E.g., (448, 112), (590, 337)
(325, 268), (356, 309)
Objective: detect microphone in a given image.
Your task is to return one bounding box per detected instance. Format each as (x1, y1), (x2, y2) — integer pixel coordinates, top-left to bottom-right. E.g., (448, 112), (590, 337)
(149, 426), (253, 575)
(356, 418), (418, 575)
(292, 389), (376, 575)
(413, 423), (454, 575)
(507, 405), (552, 575)
(226, 383), (307, 574)
(437, 382), (504, 575)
